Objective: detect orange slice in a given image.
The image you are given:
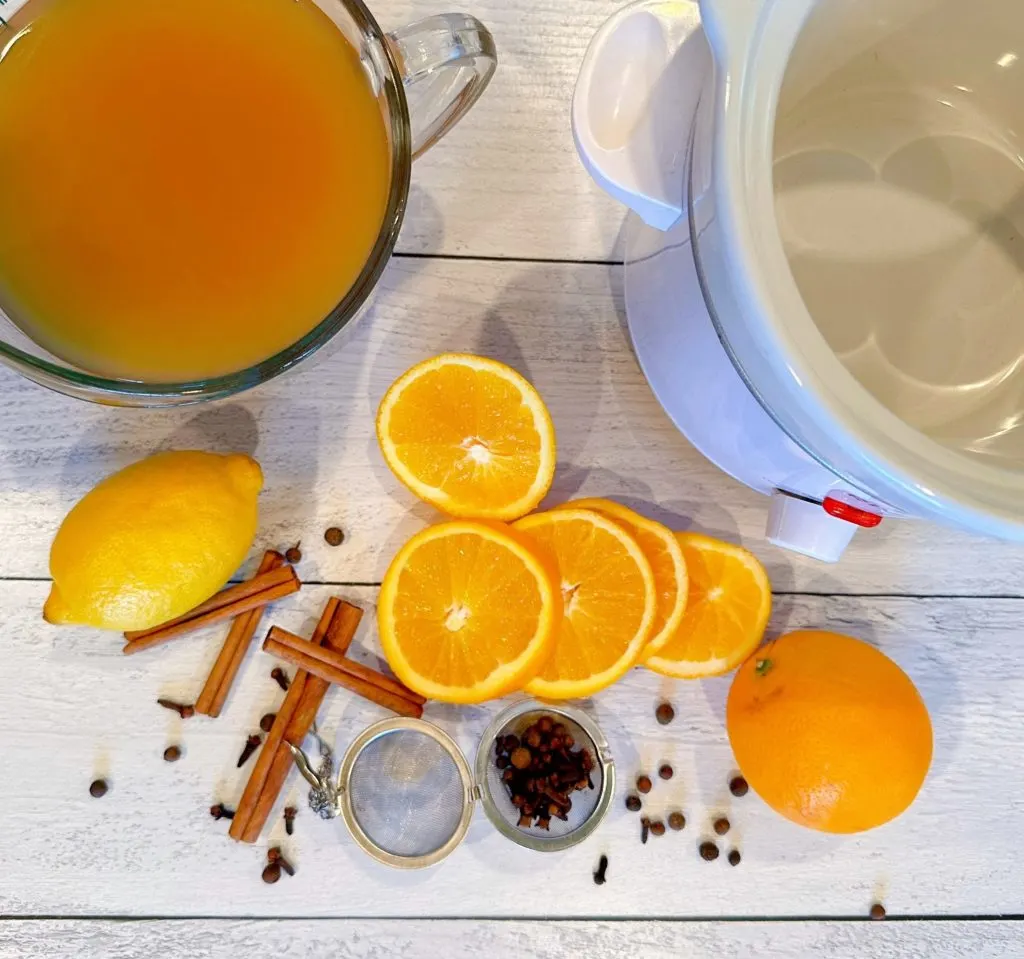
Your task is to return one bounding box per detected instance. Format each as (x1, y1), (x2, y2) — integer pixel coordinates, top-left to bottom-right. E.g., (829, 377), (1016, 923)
(644, 532), (771, 678)
(558, 498), (687, 655)
(376, 353), (557, 521)
(378, 520), (560, 703)
(513, 508), (656, 699)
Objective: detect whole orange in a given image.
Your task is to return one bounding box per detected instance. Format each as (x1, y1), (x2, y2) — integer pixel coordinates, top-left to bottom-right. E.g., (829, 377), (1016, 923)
(726, 630), (932, 833)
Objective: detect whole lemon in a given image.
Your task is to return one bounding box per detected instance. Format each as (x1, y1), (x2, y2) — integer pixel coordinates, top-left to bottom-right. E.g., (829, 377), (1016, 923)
(44, 451), (263, 631)
(726, 630), (933, 833)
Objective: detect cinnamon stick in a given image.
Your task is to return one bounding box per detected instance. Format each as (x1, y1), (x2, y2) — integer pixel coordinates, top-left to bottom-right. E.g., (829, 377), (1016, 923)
(195, 550), (286, 717)
(264, 625), (425, 705)
(228, 599), (340, 842)
(122, 564), (299, 655)
(238, 601), (364, 843)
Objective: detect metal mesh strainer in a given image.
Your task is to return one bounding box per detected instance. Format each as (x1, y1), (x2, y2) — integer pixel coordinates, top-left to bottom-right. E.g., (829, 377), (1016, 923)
(339, 719), (474, 869)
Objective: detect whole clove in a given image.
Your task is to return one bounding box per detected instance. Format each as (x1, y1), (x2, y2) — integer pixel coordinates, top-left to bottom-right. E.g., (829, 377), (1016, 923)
(89, 779), (108, 798)
(494, 714), (596, 831)
(284, 806), (297, 835)
(259, 712), (277, 733)
(157, 698), (195, 719)
(262, 862), (281, 884)
(163, 745), (182, 762)
(267, 846), (295, 877)
(270, 667), (290, 691)
(593, 854), (609, 885)
(324, 526), (345, 547)
(210, 803), (235, 820)
(237, 734), (262, 767)
(285, 543), (302, 564)
(640, 816), (650, 844)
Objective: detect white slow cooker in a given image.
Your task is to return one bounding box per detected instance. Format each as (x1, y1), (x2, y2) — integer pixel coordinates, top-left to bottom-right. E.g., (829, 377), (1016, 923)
(574, 0), (1024, 560)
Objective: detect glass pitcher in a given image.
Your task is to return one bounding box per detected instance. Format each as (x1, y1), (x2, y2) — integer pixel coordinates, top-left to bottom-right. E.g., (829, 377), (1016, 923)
(0, 0), (496, 406)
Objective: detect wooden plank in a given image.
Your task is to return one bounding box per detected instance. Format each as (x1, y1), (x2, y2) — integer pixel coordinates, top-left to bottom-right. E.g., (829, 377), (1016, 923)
(379, 0), (624, 261)
(0, 919), (1021, 959)
(3, 582), (1024, 917)
(1, 258), (1022, 595)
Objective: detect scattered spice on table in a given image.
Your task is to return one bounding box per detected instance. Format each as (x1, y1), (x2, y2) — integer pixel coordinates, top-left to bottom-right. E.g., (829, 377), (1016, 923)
(658, 763), (673, 780)
(641, 816), (650, 844)
(270, 666), (290, 691)
(262, 862), (281, 884)
(210, 803), (235, 821)
(713, 816), (730, 836)
(636, 774), (652, 794)
(625, 793), (642, 812)
(699, 841), (720, 861)
(655, 702), (675, 725)
(164, 745), (182, 762)
(157, 698), (194, 718)
(493, 715), (595, 831)
(268, 846), (295, 876)
(870, 903), (886, 920)
(729, 775), (749, 797)
(285, 543), (302, 564)
(593, 854), (609, 885)
(284, 806), (297, 835)
(728, 849), (741, 866)
(237, 734), (262, 767)
(324, 526), (345, 547)
(89, 779), (108, 798)
(260, 712), (277, 733)
(649, 819), (665, 837)
(668, 811), (685, 831)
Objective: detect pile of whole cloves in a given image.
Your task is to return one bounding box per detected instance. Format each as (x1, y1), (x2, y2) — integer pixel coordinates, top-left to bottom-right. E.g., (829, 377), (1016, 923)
(494, 714), (595, 830)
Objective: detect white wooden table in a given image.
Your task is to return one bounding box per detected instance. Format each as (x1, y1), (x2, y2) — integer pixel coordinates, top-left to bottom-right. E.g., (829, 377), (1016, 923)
(3, 2), (1024, 956)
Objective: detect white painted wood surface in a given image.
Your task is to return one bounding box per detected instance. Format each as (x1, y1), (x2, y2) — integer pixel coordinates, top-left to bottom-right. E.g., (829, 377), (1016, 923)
(2, 919), (1022, 959)
(2, 258), (1023, 595)
(2, 583), (1023, 917)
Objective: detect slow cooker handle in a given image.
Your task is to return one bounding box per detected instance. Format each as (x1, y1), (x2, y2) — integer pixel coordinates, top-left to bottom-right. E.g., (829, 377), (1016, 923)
(572, 0), (709, 231)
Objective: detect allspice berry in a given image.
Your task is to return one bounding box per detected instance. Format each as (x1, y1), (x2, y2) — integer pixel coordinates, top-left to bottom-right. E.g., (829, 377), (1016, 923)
(699, 841), (720, 862)
(89, 779), (108, 798)
(625, 794), (642, 813)
(713, 817), (730, 835)
(728, 849), (741, 866)
(668, 811), (685, 831)
(658, 763), (673, 781)
(729, 775), (749, 797)
(324, 527), (345, 547)
(655, 702), (675, 725)
(510, 747), (532, 770)
(163, 745), (182, 762)
(636, 775), (653, 794)
(870, 903), (886, 921)
(649, 819), (666, 837)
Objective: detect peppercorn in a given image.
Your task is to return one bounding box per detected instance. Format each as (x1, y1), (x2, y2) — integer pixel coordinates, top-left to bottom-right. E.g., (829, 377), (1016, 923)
(284, 806), (296, 835)
(270, 667), (290, 691)
(260, 713), (277, 733)
(649, 819), (666, 837)
(636, 775), (652, 794)
(210, 803), (235, 821)
(285, 543), (302, 564)
(640, 817), (650, 844)
(699, 841), (720, 861)
(668, 811), (685, 831)
(870, 903), (886, 921)
(593, 854), (609, 885)
(658, 763), (673, 780)
(510, 747), (532, 770)
(728, 849), (741, 867)
(625, 794), (642, 813)
(262, 862), (281, 884)
(163, 745), (182, 762)
(324, 526), (345, 547)
(729, 775), (749, 797)
(89, 779), (108, 798)
(655, 702), (675, 725)
(713, 817), (730, 836)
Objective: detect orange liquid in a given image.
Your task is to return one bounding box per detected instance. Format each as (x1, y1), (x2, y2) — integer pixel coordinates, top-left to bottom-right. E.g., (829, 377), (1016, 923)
(0, 0), (390, 381)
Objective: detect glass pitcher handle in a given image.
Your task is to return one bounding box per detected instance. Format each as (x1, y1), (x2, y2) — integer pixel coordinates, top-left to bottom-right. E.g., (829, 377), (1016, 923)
(386, 14), (497, 158)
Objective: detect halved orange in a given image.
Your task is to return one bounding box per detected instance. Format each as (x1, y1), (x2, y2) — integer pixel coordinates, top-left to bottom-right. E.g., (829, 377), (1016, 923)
(376, 353), (557, 521)
(378, 520), (560, 703)
(644, 532), (771, 678)
(558, 498), (687, 655)
(513, 508), (656, 699)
